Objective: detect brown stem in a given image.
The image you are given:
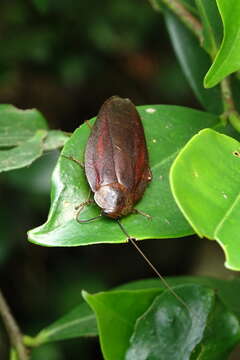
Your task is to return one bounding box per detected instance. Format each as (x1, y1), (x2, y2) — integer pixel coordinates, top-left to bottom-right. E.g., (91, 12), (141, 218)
(220, 77), (240, 132)
(220, 77), (235, 115)
(0, 289), (29, 360)
(160, 0), (203, 43)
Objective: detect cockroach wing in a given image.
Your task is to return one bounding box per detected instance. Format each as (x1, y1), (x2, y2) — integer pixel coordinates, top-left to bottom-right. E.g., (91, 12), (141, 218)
(85, 96), (151, 198)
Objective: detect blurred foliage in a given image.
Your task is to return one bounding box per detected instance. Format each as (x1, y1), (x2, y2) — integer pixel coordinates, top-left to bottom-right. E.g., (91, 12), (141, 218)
(0, 0), (224, 359)
(0, 0), (194, 131)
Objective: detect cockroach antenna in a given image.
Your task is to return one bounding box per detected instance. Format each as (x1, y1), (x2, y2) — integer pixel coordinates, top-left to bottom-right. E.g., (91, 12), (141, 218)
(117, 219), (191, 313)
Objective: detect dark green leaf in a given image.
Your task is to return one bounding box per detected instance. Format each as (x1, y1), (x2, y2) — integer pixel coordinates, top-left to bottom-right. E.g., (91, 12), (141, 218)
(126, 285), (214, 360)
(0, 105), (47, 147)
(117, 276), (240, 319)
(83, 288), (161, 360)
(195, 0), (223, 57)
(164, 10), (222, 114)
(0, 130), (47, 173)
(192, 300), (240, 360)
(28, 105), (220, 247)
(170, 128), (240, 270)
(204, 0), (240, 87)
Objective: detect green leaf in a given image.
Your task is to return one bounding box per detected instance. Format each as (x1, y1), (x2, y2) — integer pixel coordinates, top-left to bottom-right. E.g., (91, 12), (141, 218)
(204, 0), (240, 88)
(31, 302), (97, 346)
(25, 276), (240, 348)
(83, 288), (161, 360)
(43, 130), (70, 151)
(0, 130), (47, 173)
(195, 0), (223, 57)
(0, 105), (47, 147)
(192, 299), (240, 360)
(126, 285), (240, 360)
(170, 128), (240, 270)
(117, 276), (240, 319)
(164, 10), (222, 114)
(28, 105), (220, 247)
(126, 285), (214, 360)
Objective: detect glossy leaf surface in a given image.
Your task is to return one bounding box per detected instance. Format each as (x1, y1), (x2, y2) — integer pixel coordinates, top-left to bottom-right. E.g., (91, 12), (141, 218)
(125, 285), (214, 360)
(84, 283), (240, 360)
(83, 289), (162, 360)
(28, 105), (219, 246)
(29, 276), (240, 349)
(204, 0), (240, 87)
(170, 128), (240, 270)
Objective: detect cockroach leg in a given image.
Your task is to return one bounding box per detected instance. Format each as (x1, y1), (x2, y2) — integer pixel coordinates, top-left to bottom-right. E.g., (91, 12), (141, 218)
(61, 155), (84, 169)
(133, 208), (152, 220)
(75, 198), (94, 223)
(85, 120), (92, 130)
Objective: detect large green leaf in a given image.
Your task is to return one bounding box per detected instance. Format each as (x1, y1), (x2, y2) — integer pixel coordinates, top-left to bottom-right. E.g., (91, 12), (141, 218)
(126, 285), (239, 360)
(83, 289), (162, 360)
(195, 0), (223, 57)
(25, 276), (240, 348)
(0, 104), (47, 147)
(164, 10), (222, 114)
(125, 285), (214, 360)
(28, 105), (220, 246)
(29, 302), (97, 346)
(84, 283), (240, 360)
(170, 128), (240, 270)
(0, 130), (47, 173)
(117, 276), (240, 319)
(204, 0), (240, 88)
(191, 299), (240, 360)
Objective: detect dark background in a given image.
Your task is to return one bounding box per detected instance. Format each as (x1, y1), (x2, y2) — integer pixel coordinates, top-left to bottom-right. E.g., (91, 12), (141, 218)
(0, 0), (235, 359)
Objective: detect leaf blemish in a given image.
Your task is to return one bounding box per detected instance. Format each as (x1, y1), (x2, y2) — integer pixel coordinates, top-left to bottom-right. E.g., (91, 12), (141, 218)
(152, 139), (157, 143)
(222, 192), (228, 199)
(146, 108), (156, 114)
(193, 170), (199, 178)
(233, 150), (240, 157)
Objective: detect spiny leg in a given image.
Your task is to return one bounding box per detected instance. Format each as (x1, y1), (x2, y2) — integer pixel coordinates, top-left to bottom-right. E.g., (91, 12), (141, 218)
(132, 208), (152, 220)
(75, 191), (102, 223)
(61, 155), (84, 169)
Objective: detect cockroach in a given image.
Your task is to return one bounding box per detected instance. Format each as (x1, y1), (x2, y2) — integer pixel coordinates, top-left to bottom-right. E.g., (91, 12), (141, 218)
(84, 95), (152, 219)
(65, 96), (189, 310)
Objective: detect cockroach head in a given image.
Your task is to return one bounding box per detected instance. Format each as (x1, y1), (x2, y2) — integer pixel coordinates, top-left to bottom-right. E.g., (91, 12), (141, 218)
(94, 183), (130, 219)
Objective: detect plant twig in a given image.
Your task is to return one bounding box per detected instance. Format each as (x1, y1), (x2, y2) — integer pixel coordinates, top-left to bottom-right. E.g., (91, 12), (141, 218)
(220, 77), (240, 132)
(0, 289), (29, 360)
(220, 77), (235, 115)
(160, 0), (203, 43)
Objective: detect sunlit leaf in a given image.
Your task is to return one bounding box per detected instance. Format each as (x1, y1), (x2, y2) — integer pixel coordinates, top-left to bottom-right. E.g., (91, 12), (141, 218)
(170, 128), (240, 270)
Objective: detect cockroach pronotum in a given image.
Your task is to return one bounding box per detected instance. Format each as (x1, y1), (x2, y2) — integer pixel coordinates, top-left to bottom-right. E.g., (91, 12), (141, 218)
(64, 96), (189, 309)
